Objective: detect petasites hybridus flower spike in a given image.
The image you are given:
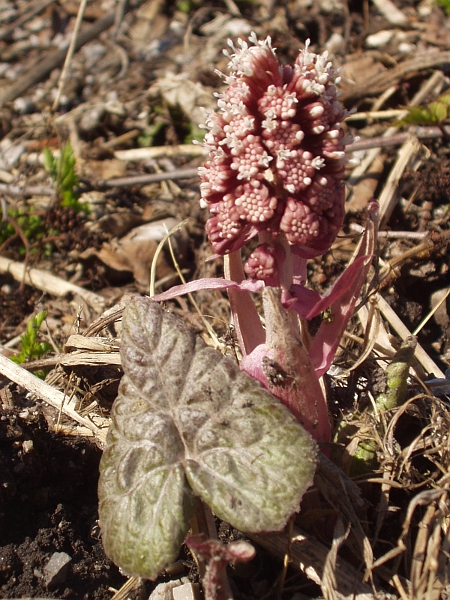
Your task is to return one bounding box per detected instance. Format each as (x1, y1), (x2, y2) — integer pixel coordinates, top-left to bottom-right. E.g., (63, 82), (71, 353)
(154, 36), (377, 446)
(199, 33), (351, 260)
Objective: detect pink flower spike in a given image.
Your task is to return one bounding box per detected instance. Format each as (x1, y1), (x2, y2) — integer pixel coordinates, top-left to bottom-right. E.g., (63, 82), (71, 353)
(199, 33), (351, 258)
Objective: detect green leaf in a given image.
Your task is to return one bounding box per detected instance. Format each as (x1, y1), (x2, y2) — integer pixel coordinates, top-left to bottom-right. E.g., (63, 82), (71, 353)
(437, 0), (450, 15)
(43, 143), (87, 211)
(99, 298), (317, 579)
(98, 397), (196, 579)
(11, 310), (52, 364)
(397, 91), (450, 126)
(43, 147), (57, 178)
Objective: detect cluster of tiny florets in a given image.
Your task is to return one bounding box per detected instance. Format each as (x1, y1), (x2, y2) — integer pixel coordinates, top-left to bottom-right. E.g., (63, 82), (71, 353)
(244, 243), (277, 281)
(199, 34), (351, 258)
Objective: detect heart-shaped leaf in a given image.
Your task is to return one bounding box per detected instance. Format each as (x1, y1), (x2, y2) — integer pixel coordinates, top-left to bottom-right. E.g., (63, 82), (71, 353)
(99, 298), (317, 579)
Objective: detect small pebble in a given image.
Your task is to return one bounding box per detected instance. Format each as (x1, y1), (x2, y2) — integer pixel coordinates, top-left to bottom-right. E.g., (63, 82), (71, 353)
(44, 552), (72, 588)
(22, 440), (33, 453)
(365, 30), (394, 48)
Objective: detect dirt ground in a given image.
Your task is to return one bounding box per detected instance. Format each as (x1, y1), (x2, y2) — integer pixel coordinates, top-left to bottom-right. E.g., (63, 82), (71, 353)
(0, 0), (449, 598)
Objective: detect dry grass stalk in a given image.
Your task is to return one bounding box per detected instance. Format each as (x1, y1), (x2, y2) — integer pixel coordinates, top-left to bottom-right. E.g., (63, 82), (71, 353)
(0, 353), (108, 443)
(375, 295), (446, 379)
(0, 255), (105, 312)
(346, 71), (445, 208)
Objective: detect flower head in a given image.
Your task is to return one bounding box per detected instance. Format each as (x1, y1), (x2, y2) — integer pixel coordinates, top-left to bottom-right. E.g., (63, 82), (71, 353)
(200, 34), (351, 259)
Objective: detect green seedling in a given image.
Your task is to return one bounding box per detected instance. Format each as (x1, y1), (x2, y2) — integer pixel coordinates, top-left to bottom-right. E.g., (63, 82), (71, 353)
(396, 91), (450, 126)
(11, 310), (53, 377)
(2, 143), (86, 257)
(437, 0), (450, 15)
(0, 208), (54, 258)
(43, 143), (88, 212)
(337, 337), (418, 475)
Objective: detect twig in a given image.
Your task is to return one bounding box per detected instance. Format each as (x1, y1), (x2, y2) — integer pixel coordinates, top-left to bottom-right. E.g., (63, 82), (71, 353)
(375, 293), (446, 378)
(0, 354), (108, 443)
(101, 129), (140, 150)
(350, 224), (430, 240)
(0, 11), (117, 107)
(85, 167), (199, 190)
(412, 287), (450, 336)
(114, 144), (206, 161)
(0, 256), (105, 312)
(347, 126), (446, 153)
(345, 109), (404, 122)
(52, 0), (89, 112)
(0, 0), (56, 42)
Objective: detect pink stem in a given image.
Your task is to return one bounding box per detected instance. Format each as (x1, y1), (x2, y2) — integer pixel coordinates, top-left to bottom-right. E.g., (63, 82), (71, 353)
(224, 250), (265, 356)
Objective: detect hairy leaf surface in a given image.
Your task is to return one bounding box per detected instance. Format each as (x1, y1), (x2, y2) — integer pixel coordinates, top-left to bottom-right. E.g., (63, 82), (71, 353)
(99, 298), (317, 579)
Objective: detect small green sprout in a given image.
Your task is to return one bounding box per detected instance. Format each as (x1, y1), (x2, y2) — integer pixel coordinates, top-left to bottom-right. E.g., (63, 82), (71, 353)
(0, 208), (54, 258)
(396, 91), (450, 127)
(437, 0), (450, 15)
(335, 337), (417, 475)
(11, 310), (53, 367)
(43, 143), (88, 212)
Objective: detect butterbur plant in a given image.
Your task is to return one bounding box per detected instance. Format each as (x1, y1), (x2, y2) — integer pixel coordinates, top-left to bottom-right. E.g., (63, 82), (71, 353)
(154, 34), (377, 443)
(99, 34), (376, 588)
